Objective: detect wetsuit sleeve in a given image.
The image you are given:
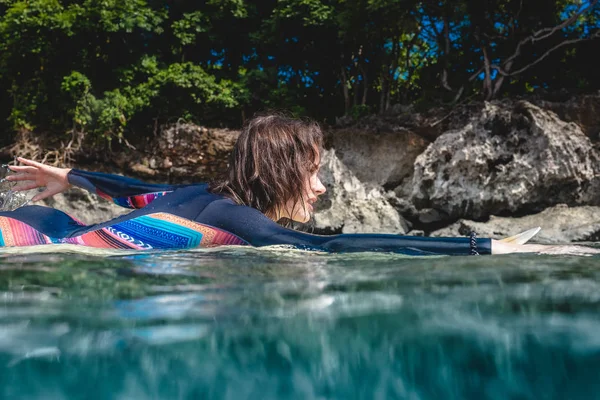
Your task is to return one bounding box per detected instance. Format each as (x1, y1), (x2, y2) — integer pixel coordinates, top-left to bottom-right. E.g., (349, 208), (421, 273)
(67, 169), (187, 209)
(199, 200), (492, 256)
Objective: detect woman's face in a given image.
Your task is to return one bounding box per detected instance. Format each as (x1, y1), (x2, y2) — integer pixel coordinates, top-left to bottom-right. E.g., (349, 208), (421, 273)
(280, 165), (326, 223)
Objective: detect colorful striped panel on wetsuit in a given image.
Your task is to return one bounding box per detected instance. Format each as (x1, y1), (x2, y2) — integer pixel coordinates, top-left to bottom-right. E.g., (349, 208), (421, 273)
(0, 213), (248, 249)
(96, 189), (171, 209)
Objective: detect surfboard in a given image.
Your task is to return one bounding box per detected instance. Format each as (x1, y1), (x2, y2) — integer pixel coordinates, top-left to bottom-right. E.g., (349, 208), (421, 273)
(499, 227), (541, 245)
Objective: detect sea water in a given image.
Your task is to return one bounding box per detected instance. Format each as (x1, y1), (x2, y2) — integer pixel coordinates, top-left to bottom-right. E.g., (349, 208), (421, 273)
(1, 245), (600, 399)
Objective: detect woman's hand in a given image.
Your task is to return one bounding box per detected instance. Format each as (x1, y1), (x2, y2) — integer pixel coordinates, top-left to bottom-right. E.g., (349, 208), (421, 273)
(4, 157), (72, 201)
(491, 239), (547, 254)
(492, 239), (600, 256)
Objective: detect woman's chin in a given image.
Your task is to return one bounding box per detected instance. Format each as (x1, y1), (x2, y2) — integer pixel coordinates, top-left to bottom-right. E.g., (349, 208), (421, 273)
(292, 214), (311, 224)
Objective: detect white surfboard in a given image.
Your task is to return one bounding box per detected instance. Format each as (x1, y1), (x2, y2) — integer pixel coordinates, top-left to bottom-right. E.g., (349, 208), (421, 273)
(499, 227), (541, 245)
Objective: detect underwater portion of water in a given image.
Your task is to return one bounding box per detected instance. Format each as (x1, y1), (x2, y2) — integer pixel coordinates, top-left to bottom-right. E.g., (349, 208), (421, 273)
(2, 246), (600, 399)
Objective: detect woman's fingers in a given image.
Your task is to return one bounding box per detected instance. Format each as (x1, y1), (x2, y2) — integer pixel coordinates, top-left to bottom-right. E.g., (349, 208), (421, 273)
(16, 157), (46, 169)
(12, 181), (39, 191)
(4, 157), (70, 202)
(7, 165), (37, 173)
(5, 166), (39, 182)
(31, 189), (58, 202)
(8, 181), (61, 201)
(5, 173), (38, 182)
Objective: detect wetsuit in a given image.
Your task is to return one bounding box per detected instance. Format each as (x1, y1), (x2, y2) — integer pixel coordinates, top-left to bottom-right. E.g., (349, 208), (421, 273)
(0, 170), (491, 255)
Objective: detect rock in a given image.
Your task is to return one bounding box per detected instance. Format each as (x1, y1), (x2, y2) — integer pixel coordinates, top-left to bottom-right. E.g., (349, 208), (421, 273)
(431, 204), (600, 243)
(535, 91), (600, 142)
(334, 103), (451, 141)
(39, 189), (128, 225)
(310, 149), (410, 234)
(325, 128), (428, 188)
(130, 163), (156, 176)
(130, 123), (240, 183)
(404, 100), (600, 220)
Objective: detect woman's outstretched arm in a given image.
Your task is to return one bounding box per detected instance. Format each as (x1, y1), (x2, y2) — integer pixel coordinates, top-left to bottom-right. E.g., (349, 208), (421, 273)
(5, 157), (187, 209)
(198, 199), (492, 256)
(67, 169), (184, 209)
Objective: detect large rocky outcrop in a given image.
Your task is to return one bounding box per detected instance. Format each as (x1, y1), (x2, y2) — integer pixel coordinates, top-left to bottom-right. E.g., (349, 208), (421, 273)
(402, 101), (600, 221)
(535, 91), (600, 142)
(431, 204), (600, 244)
(334, 103), (476, 142)
(39, 190), (128, 225)
(326, 128), (428, 188)
(310, 149), (410, 234)
(122, 123), (240, 183)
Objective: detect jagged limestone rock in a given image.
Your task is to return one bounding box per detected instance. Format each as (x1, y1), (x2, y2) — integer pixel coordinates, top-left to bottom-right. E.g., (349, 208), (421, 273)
(128, 123), (240, 183)
(431, 204), (600, 243)
(404, 101), (600, 220)
(311, 149), (410, 234)
(326, 128), (428, 188)
(535, 91), (600, 141)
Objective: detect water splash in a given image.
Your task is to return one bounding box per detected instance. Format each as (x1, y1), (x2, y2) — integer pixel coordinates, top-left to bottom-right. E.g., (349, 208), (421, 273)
(0, 164), (32, 211)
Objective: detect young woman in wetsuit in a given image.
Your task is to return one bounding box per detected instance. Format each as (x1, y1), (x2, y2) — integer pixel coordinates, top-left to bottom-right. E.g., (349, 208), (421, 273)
(0, 114), (588, 255)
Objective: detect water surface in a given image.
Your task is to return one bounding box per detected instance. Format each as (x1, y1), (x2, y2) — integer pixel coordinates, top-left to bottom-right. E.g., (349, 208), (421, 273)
(1, 246), (600, 399)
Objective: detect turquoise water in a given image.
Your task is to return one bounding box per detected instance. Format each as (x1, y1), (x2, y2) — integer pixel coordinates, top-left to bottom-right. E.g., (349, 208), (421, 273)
(2, 246), (600, 399)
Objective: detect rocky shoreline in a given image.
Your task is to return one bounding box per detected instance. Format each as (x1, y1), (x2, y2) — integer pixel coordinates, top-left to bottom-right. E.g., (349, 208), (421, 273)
(6, 93), (600, 243)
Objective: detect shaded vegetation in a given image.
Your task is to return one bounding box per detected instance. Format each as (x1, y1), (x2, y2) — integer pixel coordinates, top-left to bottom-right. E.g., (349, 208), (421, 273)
(0, 0), (598, 151)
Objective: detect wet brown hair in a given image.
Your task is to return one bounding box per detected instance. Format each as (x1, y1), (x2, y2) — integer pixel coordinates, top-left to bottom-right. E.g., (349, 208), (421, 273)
(209, 114), (323, 220)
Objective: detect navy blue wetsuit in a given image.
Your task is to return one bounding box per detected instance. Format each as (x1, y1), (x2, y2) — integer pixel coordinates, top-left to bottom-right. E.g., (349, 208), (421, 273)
(0, 169), (491, 255)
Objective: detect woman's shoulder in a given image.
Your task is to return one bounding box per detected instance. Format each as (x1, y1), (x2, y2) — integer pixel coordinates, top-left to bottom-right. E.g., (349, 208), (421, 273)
(169, 183), (238, 205)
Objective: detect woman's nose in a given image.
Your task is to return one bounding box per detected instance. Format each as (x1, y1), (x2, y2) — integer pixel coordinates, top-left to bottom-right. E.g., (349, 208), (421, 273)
(313, 177), (326, 195)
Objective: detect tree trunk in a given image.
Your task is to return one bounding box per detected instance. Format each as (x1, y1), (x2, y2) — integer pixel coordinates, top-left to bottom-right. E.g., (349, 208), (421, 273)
(492, 59), (513, 97)
(353, 75), (360, 108)
(379, 71), (388, 114)
(340, 66), (351, 114)
(360, 65), (368, 105)
(482, 46), (493, 100)
(386, 39), (400, 111)
(403, 32), (419, 102)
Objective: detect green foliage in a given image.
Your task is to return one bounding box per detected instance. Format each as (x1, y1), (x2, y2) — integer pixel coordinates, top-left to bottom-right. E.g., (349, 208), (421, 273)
(0, 0), (598, 148)
(0, 0), (245, 145)
(172, 12), (208, 46)
(274, 0), (334, 25)
(59, 60), (243, 141)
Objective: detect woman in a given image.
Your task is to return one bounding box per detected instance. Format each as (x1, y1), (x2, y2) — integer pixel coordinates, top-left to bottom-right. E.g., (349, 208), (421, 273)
(0, 115), (583, 255)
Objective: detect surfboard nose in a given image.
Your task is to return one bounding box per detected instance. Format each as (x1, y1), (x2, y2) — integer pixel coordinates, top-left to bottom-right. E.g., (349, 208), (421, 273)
(499, 227), (542, 245)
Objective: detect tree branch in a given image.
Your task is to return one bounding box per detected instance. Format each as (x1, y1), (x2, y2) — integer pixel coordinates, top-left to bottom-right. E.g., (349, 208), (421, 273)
(441, 15), (454, 91)
(482, 46), (493, 99)
(491, 30), (600, 77)
(530, 0), (598, 43)
(511, 0), (524, 35)
(468, 66), (484, 82)
(502, 0), (598, 69)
